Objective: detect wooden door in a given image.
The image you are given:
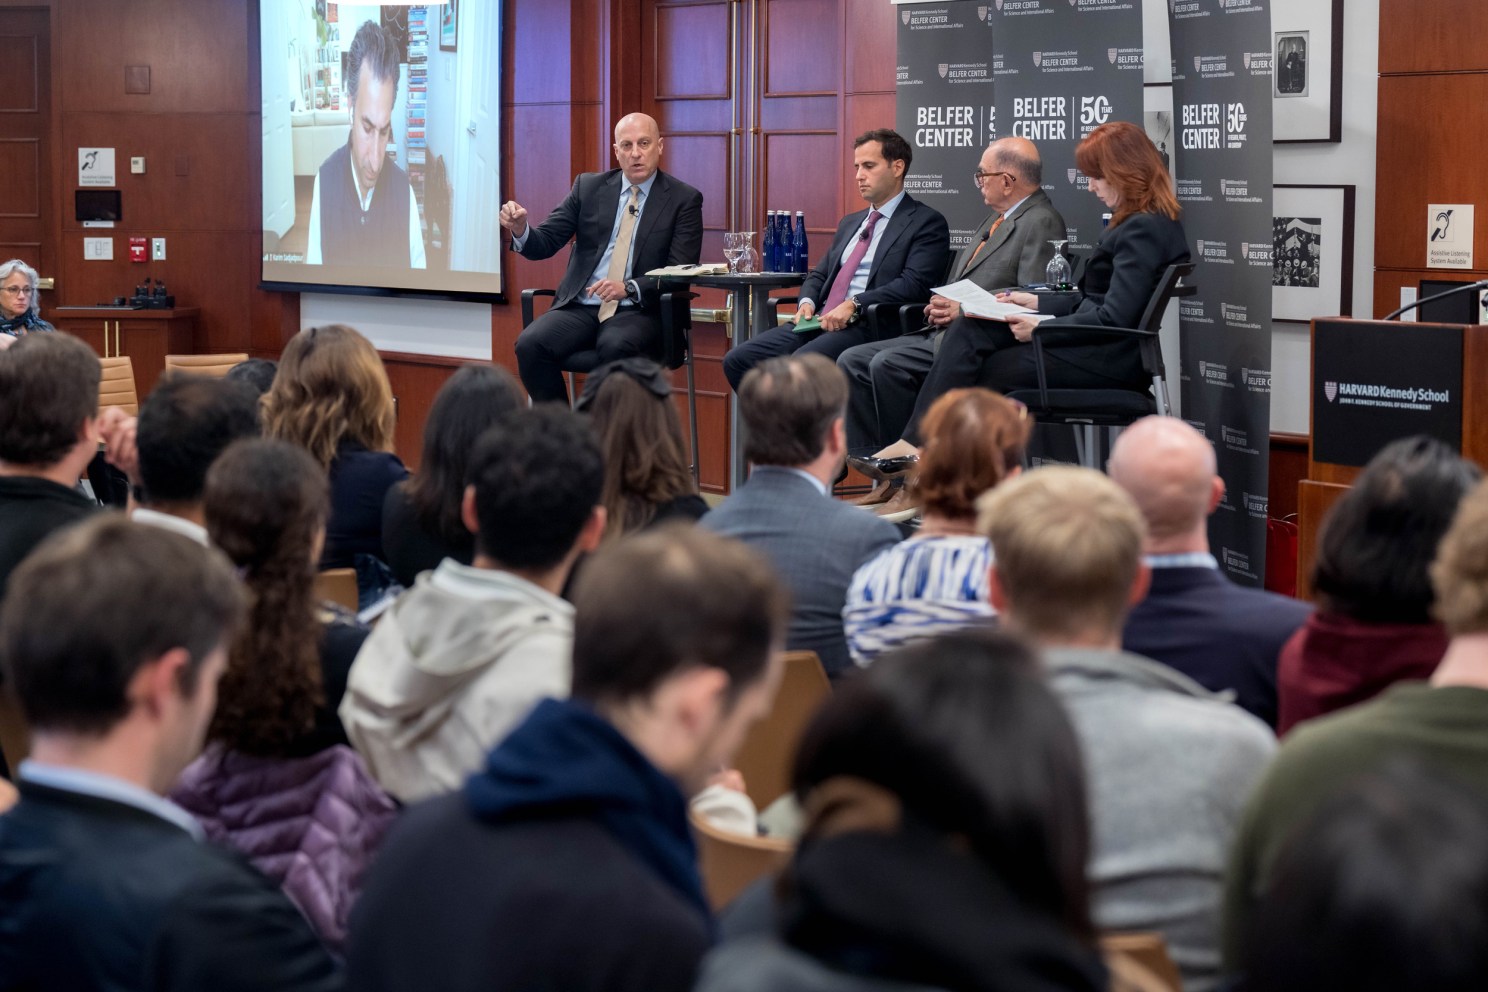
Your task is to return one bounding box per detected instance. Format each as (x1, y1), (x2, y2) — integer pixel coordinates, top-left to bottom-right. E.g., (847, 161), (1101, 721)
(0, 8), (54, 298)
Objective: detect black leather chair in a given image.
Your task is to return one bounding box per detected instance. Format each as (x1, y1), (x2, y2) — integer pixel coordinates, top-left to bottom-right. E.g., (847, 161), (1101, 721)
(520, 288), (700, 483)
(1005, 261), (1196, 468)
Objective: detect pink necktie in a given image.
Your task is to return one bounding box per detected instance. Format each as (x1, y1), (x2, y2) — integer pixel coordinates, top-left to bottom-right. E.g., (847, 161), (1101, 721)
(822, 210), (883, 313)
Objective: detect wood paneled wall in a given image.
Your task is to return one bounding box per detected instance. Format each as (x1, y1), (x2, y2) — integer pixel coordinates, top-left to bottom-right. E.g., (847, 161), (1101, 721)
(1373, 0), (1488, 316)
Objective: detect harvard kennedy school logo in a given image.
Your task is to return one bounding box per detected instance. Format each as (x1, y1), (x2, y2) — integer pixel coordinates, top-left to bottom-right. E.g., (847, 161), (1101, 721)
(902, 8), (911, 24)
(1325, 381), (1338, 402)
(979, 6), (989, 20)
(939, 64), (949, 78)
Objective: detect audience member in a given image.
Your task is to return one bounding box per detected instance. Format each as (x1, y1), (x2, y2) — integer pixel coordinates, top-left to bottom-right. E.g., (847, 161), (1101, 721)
(843, 389), (1028, 665)
(0, 258), (54, 338)
(381, 363), (526, 587)
(980, 466), (1274, 991)
(225, 356), (279, 397)
(341, 406), (605, 803)
(1110, 416), (1311, 729)
(722, 130), (950, 390)
(577, 357), (707, 539)
(0, 516), (340, 990)
(1277, 435), (1479, 735)
(1222, 475), (1488, 969)
(172, 438), (394, 950)
(699, 629), (1107, 992)
(133, 374), (261, 544)
(1240, 763), (1488, 992)
(201, 438), (371, 754)
(262, 324), (408, 571)
(0, 333), (101, 597)
(346, 525), (788, 992)
(703, 354), (899, 676)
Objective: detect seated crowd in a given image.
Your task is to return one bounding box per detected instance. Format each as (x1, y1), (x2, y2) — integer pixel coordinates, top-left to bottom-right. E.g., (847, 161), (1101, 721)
(3, 273), (1488, 991)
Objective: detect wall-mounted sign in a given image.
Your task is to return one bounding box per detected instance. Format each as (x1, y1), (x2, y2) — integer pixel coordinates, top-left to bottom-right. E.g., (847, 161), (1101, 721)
(78, 147), (116, 187)
(1427, 203), (1474, 270)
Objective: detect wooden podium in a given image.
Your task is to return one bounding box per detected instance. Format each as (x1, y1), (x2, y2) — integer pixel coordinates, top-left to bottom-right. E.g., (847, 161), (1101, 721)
(1298, 317), (1488, 596)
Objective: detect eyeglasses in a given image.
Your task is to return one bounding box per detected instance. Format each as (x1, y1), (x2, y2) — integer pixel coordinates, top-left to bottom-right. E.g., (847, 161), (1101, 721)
(973, 170), (1014, 186)
(0, 285), (32, 296)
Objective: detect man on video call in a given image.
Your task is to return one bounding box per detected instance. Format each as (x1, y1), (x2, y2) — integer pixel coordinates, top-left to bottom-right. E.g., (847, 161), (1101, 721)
(306, 20), (427, 269)
(500, 113), (704, 403)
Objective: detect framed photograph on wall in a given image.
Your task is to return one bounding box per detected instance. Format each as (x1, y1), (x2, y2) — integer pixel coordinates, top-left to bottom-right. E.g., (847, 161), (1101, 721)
(440, 0), (458, 51)
(1273, 184), (1355, 323)
(1273, 0), (1342, 142)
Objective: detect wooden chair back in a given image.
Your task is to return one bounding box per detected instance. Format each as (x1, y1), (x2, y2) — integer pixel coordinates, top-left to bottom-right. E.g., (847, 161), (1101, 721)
(732, 650), (831, 809)
(690, 806), (793, 911)
(314, 568), (359, 613)
(1100, 932), (1183, 992)
(98, 356), (138, 416)
(164, 353), (250, 379)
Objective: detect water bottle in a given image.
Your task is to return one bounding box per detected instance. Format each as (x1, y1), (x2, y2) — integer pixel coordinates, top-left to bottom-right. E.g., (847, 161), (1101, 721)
(793, 211), (809, 274)
(777, 211), (794, 272)
(762, 211), (778, 272)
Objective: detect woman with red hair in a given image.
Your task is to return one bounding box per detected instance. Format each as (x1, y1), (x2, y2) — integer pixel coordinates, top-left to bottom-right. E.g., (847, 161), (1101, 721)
(862, 121), (1188, 474)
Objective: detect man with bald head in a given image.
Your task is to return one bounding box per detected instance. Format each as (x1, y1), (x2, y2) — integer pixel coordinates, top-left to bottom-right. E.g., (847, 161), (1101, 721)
(838, 137), (1066, 465)
(501, 113), (704, 402)
(1110, 416), (1311, 728)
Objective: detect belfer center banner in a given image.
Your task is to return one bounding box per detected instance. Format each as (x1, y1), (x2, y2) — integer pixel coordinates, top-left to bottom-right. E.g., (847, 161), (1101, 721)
(896, 2), (999, 253)
(1168, 0), (1274, 586)
(989, 0), (1144, 255)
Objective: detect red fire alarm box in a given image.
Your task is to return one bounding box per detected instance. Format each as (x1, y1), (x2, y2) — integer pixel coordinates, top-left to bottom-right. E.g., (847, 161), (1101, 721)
(128, 237), (147, 263)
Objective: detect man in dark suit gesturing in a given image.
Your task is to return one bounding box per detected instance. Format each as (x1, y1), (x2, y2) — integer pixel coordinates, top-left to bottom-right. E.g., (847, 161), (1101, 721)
(721, 129), (950, 390)
(501, 113), (704, 402)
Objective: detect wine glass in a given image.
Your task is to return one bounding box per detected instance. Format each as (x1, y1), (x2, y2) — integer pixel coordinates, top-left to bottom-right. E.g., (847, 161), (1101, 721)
(1045, 240), (1072, 290)
(723, 232), (746, 273)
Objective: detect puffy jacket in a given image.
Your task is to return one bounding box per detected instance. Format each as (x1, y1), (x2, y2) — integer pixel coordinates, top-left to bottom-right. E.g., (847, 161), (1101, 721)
(171, 743), (397, 951)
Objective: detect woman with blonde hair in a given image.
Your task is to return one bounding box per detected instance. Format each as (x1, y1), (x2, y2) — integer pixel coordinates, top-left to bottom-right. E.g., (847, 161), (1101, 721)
(262, 323), (407, 570)
(844, 388), (1030, 666)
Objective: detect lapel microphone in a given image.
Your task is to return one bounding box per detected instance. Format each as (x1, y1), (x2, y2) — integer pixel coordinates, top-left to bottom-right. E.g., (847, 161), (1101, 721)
(629, 203), (638, 216)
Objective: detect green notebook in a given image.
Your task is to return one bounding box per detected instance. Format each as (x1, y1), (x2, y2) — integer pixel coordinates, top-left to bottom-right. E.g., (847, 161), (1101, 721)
(792, 315), (823, 333)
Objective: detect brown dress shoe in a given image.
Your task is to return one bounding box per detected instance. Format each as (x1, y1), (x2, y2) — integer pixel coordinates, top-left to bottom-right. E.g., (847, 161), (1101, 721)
(874, 487), (920, 517)
(849, 479), (897, 506)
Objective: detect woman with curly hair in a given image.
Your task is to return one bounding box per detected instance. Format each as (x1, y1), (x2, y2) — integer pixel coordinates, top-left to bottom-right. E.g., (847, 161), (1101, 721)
(262, 324), (407, 570)
(171, 438), (396, 950)
(843, 388), (1029, 666)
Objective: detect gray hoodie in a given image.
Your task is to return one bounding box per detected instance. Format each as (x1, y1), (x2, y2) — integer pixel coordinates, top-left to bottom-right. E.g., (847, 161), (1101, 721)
(339, 559), (574, 804)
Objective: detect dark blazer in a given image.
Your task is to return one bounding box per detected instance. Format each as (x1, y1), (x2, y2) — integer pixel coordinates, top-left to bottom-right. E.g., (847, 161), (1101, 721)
(1122, 565), (1312, 730)
(347, 793), (710, 992)
(0, 782), (341, 991)
(1037, 210), (1190, 386)
(515, 168), (704, 311)
(323, 442), (410, 571)
(701, 468), (900, 675)
(799, 194), (950, 314)
(954, 189), (1068, 292)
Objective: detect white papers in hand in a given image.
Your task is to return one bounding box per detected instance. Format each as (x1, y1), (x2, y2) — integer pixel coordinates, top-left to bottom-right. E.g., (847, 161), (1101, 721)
(932, 279), (1036, 322)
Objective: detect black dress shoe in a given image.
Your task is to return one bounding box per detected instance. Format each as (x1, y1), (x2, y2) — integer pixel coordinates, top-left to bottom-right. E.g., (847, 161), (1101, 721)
(848, 453), (919, 481)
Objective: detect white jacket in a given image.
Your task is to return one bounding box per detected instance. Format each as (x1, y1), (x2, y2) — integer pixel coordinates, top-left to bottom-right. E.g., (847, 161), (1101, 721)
(339, 560), (574, 803)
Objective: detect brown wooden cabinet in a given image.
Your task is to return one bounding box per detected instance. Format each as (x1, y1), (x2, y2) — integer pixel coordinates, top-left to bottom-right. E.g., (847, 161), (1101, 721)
(49, 307), (198, 399)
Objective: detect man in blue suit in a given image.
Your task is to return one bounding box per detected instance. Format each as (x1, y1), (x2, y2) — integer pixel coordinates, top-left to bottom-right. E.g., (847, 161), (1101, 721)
(1111, 416), (1311, 729)
(703, 354), (900, 675)
(722, 129), (950, 390)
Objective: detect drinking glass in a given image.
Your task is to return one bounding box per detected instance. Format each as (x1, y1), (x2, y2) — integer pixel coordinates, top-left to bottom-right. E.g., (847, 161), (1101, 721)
(723, 232), (746, 273)
(1045, 240), (1072, 290)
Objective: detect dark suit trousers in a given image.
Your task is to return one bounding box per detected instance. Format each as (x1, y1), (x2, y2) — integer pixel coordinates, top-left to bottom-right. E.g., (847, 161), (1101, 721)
(515, 303), (662, 402)
(722, 322), (879, 391)
(839, 334), (935, 453)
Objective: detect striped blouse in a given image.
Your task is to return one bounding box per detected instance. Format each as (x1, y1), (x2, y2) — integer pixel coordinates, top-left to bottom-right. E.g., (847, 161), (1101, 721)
(843, 535), (997, 667)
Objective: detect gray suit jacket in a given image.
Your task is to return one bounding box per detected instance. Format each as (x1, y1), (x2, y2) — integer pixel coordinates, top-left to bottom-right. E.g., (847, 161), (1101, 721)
(951, 188), (1068, 293)
(701, 468), (900, 675)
